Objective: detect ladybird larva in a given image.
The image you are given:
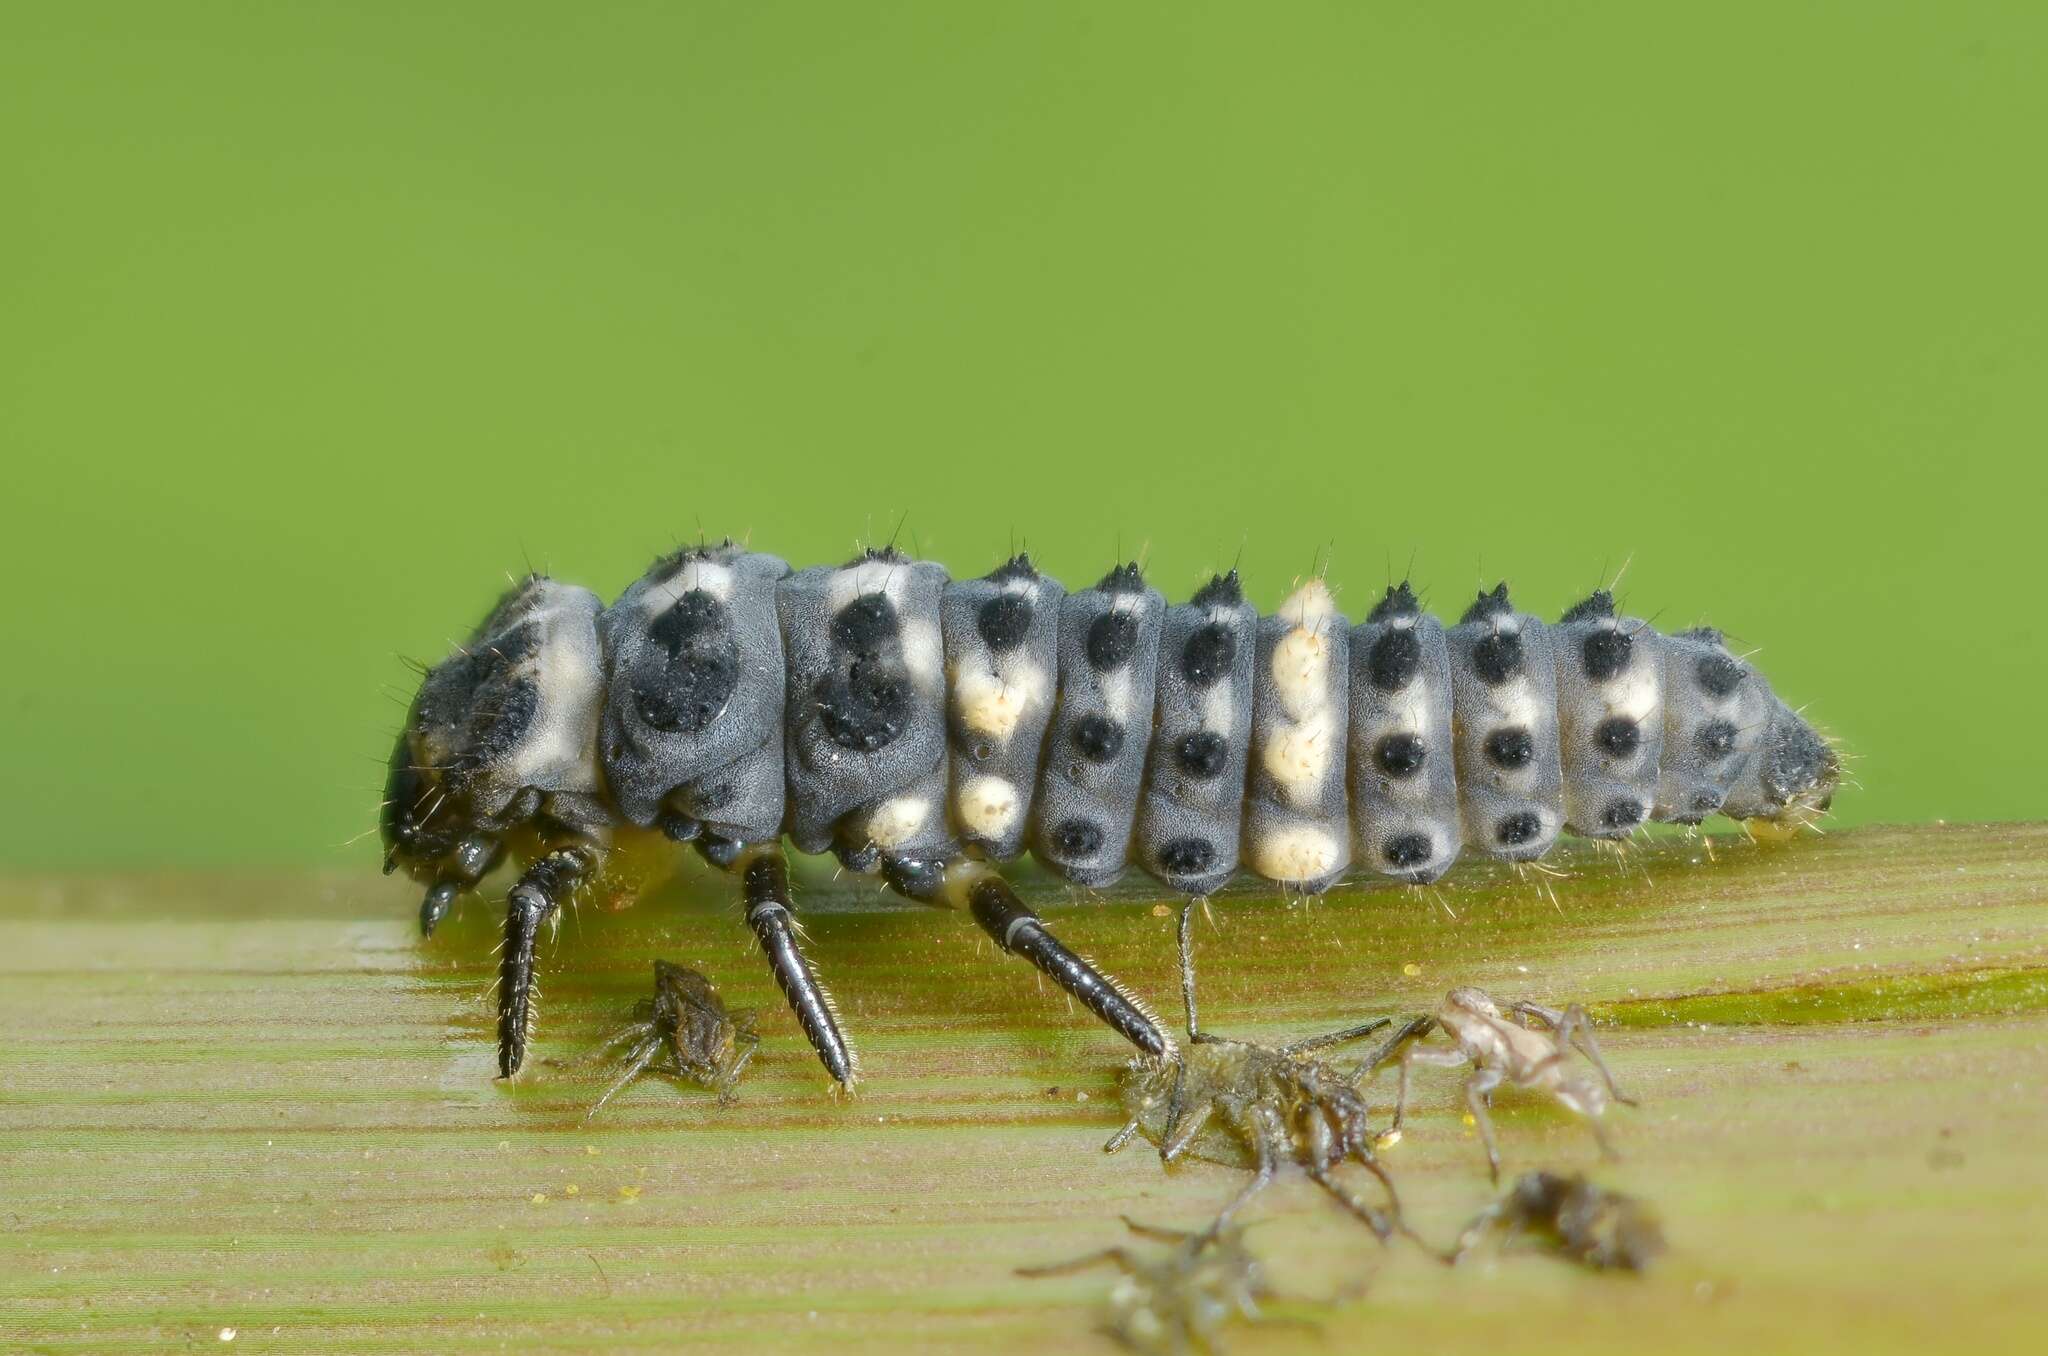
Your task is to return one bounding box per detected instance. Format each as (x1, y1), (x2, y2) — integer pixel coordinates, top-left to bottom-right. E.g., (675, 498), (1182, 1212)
(382, 545), (1838, 1088)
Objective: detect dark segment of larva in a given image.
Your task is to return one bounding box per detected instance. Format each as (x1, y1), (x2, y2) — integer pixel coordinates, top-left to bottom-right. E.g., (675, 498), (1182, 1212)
(383, 546), (1839, 1085)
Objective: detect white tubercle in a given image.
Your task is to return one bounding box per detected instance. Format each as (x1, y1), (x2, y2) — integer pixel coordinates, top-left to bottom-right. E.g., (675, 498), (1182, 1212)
(864, 796), (930, 850)
(955, 775), (1021, 839)
(1250, 824), (1344, 884)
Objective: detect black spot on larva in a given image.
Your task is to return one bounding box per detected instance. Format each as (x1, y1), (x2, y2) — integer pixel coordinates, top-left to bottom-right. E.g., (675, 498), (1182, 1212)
(845, 545), (909, 567)
(1073, 714), (1125, 762)
(1368, 627), (1421, 691)
(816, 662), (910, 752)
(1693, 791), (1724, 814)
(976, 593), (1032, 652)
(1558, 590), (1615, 624)
(835, 839), (881, 875)
(1595, 717), (1641, 757)
(460, 679), (539, 771)
(1191, 571), (1242, 607)
(1471, 630), (1525, 685)
(1495, 811), (1542, 847)
(1087, 611), (1140, 671)
(647, 590), (725, 653)
(1461, 582), (1514, 624)
(1600, 798), (1646, 830)
(1159, 838), (1216, 875)
(633, 653), (736, 734)
(1485, 727), (1534, 769)
(1051, 818), (1104, 857)
(1368, 581), (1421, 623)
(1181, 622), (1237, 687)
(987, 552), (1038, 584)
(831, 594), (898, 654)
(1096, 561), (1146, 594)
(1697, 720), (1738, 759)
(1680, 625), (1725, 646)
(1581, 627), (1633, 681)
(1383, 833), (1433, 868)
(1696, 653), (1746, 697)
(1177, 731), (1227, 778)
(1374, 732), (1426, 778)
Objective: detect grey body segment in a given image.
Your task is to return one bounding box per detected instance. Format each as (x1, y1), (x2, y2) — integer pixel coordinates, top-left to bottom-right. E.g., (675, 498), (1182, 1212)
(938, 558), (1064, 860)
(1446, 589), (1565, 861)
(1030, 567), (1165, 887)
(1552, 597), (1665, 839)
(1347, 594), (1462, 883)
(1243, 584), (1351, 891)
(777, 554), (953, 865)
(1654, 628), (1770, 823)
(598, 546), (791, 843)
(1134, 578), (1257, 896)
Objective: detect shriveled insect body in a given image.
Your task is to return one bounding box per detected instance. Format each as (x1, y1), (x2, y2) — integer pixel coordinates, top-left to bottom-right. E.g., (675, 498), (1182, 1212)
(1110, 906), (1404, 1241)
(1450, 1171), (1666, 1272)
(581, 960), (759, 1114)
(1018, 1216), (1275, 1356)
(381, 544), (1837, 1088)
(1377, 987), (1637, 1180)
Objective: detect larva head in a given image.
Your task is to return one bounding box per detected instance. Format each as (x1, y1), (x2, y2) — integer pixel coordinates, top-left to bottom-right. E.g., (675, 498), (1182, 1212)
(380, 576), (606, 885)
(1745, 703), (1841, 836)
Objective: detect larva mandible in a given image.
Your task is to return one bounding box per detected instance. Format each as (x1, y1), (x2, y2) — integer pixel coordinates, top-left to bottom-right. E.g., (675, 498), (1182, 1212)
(381, 545), (1839, 1088)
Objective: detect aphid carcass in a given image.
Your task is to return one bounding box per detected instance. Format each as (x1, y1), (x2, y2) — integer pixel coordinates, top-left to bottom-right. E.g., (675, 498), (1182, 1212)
(379, 543), (1839, 1085)
(1108, 905), (1406, 1241)
(1376, 988), (1636, 1180)
(573, 960), (758, 1114)
(1450, 1171), (1666, 1272)
(1019, 1216), (1275, 1355)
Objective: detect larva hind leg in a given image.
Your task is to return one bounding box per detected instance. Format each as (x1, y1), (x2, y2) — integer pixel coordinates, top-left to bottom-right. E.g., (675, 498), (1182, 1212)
(940, 861), (1171, 1061)
(497, 844), (597, 1078)
(719, 841), (858, 1090)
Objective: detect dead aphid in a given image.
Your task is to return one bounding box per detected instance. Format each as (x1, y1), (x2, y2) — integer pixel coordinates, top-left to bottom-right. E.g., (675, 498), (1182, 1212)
(580, 960), (759, 1114)
(1108, 903), (1406, 1242)
(1019, 1216), (1278, 1355)
(1450, 1171), (1665, 1272)
(1372, 988), (1636, 1180)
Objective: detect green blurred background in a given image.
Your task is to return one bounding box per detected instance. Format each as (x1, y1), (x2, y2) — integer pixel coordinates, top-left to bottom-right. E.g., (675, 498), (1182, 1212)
(3, 3), (2042, 869)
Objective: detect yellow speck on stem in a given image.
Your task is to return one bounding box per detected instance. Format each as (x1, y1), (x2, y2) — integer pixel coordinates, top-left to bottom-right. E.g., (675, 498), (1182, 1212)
(1150, 903), (1171, 917)
(617, 1185), (642, 1203)
(529, 1193), (548, 1205)
(1461, 1113), (1477, 1127)
(583, 1145), (600, 1156)
(1403, 962), (1423, 978)
(564, 1184), (580, 1196)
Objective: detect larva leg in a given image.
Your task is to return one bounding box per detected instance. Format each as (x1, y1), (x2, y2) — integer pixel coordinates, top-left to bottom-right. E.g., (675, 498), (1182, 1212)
(732, 844), (857, 1089)
(947, 862), (1171, 1060)
(498, 844), (596, 1078)
(1176, 900), (1210, 1045)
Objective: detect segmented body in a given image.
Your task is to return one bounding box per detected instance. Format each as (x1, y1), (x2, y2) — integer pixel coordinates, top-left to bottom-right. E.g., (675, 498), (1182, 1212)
(381, 544), (1837, 1085)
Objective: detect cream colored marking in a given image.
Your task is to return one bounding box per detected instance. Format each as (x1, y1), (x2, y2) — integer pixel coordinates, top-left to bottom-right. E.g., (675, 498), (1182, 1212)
(1277, 577), (1336, 627)
(1103, 669), (1135, 724)
(643, 560), (734, 615)
(1270, 622), (1333, 722)
(864, 796), (929, 850)
(955, 775), (1021, 839)
(509, 599), (603, 794)
(1261, 710), (1336, 805)
(1603, 663), (1660, 723)
(902, 618), (943, 692)
(1249, 824), (1343, 883)
(827, 560), (911, 613)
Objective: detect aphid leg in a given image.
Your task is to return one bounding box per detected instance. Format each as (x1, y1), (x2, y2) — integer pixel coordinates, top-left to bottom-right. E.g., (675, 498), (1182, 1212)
(1307, 1166), (1396, 1244)
(1389, 1035), (1466, 1132)
(1466, 1065), (1507, 1182)
(1280, 1016), (1393, 1058)
(1103, 1118), (1144, 1154)
(586, 1035), (664, 1119)
(1119, 1215), (1200, 1243)
(1014, 1248), (1143, 1279)
(1511, 1000), (1638, 1106)
(1353, 1014), (1438, 1088)
(716, 1030), (761, 1107)
(948, 863), (1171, 1060)
(732, 844), (858, 1089)
(497, 844), (596, 1078)
(1207, 1105), (1283, 1236)
(1161, 1100), (1215, 1164)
